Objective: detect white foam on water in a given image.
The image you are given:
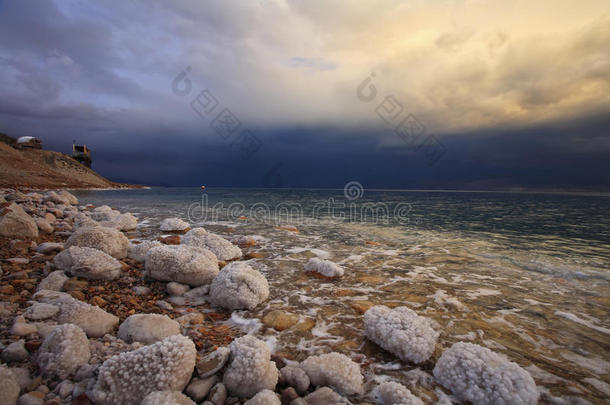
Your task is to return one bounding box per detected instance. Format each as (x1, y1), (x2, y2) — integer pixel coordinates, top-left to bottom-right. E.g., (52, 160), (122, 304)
(285, 247), (332, 258)
(226, 312), (262, 335)
(560, 351), (610, 374)
(465, 288), (502, 299)
(582, 378), (610, 396)
(555, 311), (610, 335)
(525, 364), (566, 384)
(427, 289), (465, 311)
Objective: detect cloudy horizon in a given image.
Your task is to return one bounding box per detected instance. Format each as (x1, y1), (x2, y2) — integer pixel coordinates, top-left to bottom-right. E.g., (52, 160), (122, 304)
(1, 0), (609, 190)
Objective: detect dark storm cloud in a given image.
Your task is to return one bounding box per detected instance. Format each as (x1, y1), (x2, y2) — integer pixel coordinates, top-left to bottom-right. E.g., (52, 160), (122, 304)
(0, 1), (608, 191)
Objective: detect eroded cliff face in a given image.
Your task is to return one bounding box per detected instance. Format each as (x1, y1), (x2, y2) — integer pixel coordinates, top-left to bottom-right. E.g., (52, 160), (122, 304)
(0, 142), (137, 189)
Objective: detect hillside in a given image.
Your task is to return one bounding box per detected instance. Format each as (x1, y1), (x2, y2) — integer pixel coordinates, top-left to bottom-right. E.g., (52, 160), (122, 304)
(0, 142), (138, 189)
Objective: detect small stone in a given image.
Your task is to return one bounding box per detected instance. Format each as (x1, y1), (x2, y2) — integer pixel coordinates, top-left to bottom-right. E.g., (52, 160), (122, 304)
(9, 367), (31, 390)
(159, 235), (181, 245)
(175, 312), (205, 326)
(0, 366), (20, 405)
(133, 286), (151, 295)
(69, 290), (86, 301)
(36, 242), (64, 254)
(37, 324), (90, 379)
(118, 314), (180, 344)
(281, 387), (299, 404)
(63, 279), (89, 291)
(37, 271), (68, 292)
(24, 303), (59, 321)
(73, 364), (98, 382)
(303, 387), (343, 405)
(196, 347), (231, 378)
(263, 310), (299, 331)
(294, 318), (316, 333)
(2, 340), (29, 362)
(17, 391), (44, 405)
(90, 296), (107, 307)
(11, 317), (38, 336)
(157, 300), (173, 311)
(24, 341), (41, 352)
(167, 282), (191, 296)
(56, 380), (74, 398)
(280, 366), (310, 395)
(351, 301), (374, 314)
(208, 382), (227, 405)
(185, 376), (217, 402)
(289, 399), (307, 405)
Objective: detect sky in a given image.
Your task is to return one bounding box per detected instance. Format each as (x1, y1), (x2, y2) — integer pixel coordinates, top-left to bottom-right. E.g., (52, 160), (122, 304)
(0, 0), (609, 190)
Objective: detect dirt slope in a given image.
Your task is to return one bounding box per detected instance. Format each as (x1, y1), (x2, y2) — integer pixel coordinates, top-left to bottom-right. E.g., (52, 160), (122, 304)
(0, 142), (137, 189)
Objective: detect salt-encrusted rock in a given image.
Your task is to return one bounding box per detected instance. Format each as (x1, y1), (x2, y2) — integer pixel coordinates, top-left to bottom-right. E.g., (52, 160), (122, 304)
(303, 387), (344, 405)
(183, 230), (242, 261)
(280, 366), (310, 395)
(364, 306), (438, 364)
(1, 340), (29, 362)
(209, 262), (269, 310)
(300, 353), (363, 396)
(57, 380), (75, 398)
(145, 245), (219, 287)
(141, 391), (196, 405)
(33, 290), (119, 337)
(9, 367), (31, 390)
(65, 226), (129, 259)
(89, 335), (196, 405)
(44, 191), (78, 205)
(37, 324), (90, 379)
(35, 218), (54, 233)
(304, 258), (344, 278)
(37, 270), (68, 291)
(244, 389), (281, 405)
(0, 203), (38, 238)
(36, 242), (64, 254)
(118, 314), (180, 345)
(24, 303), (59, 321)
(90, 206), (121, 222)
(433, 342), (538, 405)
(53, 246), (122, 280)
(166, 282), (190, 296)
(10, 316), (37, 336)
(223, 335), (278, 398)
(58, 190), (79, 205)
(0, 366), (19, 405)
(160, 217), (190, 232)
(185, 376), (217, 402)
(73, 213), (100, 230)
(129, 240), (163, 262)
(100, 213), (138, 231)
(372, 382), (423, 405)
(196, 346), (231, 377)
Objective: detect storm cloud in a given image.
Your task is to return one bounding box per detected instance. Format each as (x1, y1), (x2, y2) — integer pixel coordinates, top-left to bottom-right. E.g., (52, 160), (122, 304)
(0, 0), (608, 190)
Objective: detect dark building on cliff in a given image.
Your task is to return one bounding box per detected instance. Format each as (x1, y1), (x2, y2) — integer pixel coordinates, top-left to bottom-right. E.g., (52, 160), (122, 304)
(72, 143), (92, 168)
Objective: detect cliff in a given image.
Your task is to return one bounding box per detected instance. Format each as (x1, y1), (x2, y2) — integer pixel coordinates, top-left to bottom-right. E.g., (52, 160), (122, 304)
(0, 142), (139, 189)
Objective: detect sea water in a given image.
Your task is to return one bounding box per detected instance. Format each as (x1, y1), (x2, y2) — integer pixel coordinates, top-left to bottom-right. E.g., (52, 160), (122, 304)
(72, 187), (610, 403)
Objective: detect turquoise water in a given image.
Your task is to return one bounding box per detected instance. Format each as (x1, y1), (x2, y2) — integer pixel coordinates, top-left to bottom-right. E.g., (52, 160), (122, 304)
(72, 187), (610, 403)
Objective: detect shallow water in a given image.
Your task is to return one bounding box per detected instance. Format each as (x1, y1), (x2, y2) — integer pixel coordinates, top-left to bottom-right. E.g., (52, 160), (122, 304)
(73, 187), (610, 403)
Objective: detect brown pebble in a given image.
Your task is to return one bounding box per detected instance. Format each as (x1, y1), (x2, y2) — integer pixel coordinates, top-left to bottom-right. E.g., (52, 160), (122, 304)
(25, 340), (42, 352)
(281, 387), (298, 405)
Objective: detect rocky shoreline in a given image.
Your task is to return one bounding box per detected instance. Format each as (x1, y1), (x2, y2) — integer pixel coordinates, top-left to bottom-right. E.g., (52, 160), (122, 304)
(0, 189), (540, 405)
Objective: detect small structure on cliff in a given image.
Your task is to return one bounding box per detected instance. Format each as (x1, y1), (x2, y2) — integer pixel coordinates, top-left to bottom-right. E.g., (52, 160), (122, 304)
(72, 143), (92, 168)
(16, 136), (42, 149)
